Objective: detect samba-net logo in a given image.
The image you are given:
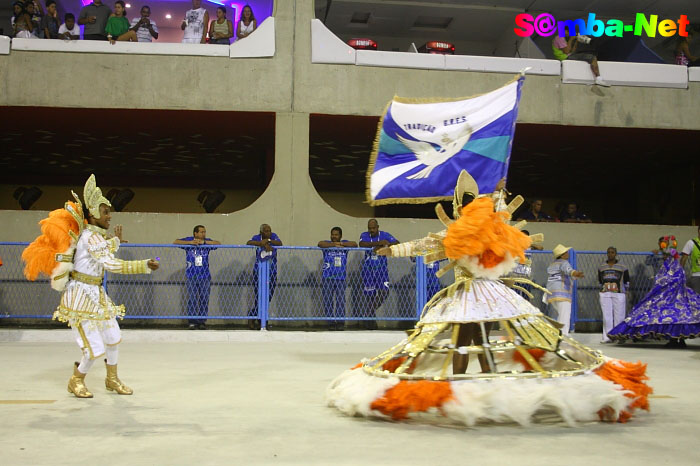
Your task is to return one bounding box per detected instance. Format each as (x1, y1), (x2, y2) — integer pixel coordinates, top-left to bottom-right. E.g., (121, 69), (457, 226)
(514, 13), (690, 38)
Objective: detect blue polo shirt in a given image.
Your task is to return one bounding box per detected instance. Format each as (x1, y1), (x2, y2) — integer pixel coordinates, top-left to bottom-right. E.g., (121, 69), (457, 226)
(178, 237), (216, 278)
(251, 233), (281, 263)
(359, 231), (398, 268)
(321, 241), (353, 280)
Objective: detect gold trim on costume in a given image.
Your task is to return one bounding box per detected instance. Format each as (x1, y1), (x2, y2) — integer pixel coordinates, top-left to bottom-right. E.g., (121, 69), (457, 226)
(76, 324), (95, 360)
(69, 271), (104, 286)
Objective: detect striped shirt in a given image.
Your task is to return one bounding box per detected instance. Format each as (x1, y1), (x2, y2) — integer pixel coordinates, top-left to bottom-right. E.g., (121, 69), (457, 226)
(546, 259), (574, 302)
(597, 261), (629, 293)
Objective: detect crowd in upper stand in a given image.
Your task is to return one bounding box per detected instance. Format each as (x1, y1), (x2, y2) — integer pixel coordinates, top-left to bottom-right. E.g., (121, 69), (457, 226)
(10, 0), (258, 44)
(516, 199), (593, 223)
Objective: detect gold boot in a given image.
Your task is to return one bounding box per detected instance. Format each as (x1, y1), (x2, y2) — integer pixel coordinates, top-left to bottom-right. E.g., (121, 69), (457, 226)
(67, 362), (93, 398)
(104, 360), (133, 395)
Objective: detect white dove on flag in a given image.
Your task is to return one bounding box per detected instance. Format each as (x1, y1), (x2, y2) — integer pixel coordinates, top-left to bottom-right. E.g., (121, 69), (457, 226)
(397, 124), (472, 180)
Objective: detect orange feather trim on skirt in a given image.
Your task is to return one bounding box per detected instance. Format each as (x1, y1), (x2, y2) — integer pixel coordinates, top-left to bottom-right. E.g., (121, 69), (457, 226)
(370, 380), (454, 420)
(595, 360), (652, 423)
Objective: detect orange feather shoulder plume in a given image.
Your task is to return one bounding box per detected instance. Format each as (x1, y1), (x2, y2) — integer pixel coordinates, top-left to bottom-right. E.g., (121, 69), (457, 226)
(22, 201), (82, 282)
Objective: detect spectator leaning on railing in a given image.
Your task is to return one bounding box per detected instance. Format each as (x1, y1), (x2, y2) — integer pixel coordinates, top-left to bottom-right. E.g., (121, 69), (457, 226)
(516, 199), (552, 222)
(246, 223), (282, 329)
(174, 225), (221, 330)
(105, 1), (138, 44)
(208, 6), (233, 45)
(58, 13), (80, 40)
(79, 0), (111, 41)
(558, 202), (592, 223)
(130, 5), (158, 42)
(358, 219), (399, 329)
(236, 4), (256, 41)
(318, 227), (357, 330)
(680, 225), (700, 293)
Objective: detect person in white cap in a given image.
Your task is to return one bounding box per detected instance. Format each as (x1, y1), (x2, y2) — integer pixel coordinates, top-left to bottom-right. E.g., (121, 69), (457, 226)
(545, 244), (584, 334)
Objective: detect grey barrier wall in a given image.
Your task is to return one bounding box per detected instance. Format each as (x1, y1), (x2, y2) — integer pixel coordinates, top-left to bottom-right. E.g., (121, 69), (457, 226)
(0, 243), (688, 330)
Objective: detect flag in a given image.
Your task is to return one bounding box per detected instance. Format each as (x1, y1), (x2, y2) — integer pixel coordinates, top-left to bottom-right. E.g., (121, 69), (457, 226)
(366, 76), (524, 205)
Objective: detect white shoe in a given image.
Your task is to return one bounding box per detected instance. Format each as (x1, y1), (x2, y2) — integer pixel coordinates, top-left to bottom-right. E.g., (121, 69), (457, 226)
(595, 76), (610, 87)
(600, 338), (612, 344)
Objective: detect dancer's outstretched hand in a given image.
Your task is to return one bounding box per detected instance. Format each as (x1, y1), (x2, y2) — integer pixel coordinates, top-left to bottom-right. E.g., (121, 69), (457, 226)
(147, 259), (160, 271)
(376, 247), (392, 256)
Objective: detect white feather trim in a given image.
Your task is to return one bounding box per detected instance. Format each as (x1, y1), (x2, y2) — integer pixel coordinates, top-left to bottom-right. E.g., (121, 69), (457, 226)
(456, 252), (517, 280)
(325, 368), (398, 418)
(49, 243), (76, 292)
(327, 370), (633, 427)
(446, 376), (631, 426)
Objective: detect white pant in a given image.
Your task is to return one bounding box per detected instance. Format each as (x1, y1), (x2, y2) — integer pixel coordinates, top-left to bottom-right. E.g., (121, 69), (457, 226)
(599, 292), (626, 341)
(549, 300), (571, 335)
(71, 318), (121, 360)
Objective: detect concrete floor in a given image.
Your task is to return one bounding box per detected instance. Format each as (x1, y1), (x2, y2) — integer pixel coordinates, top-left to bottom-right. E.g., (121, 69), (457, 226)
(1, 330), (699, 466)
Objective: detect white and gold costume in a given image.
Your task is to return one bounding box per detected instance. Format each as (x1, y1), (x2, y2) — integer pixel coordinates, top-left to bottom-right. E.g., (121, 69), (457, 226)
(55, 223), (150, 360)
(23, 174), (154, 398)
(327, 171), (651, 426)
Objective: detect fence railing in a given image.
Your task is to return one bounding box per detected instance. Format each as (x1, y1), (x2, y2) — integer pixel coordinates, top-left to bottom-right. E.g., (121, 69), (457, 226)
(0, 242), (682, 330)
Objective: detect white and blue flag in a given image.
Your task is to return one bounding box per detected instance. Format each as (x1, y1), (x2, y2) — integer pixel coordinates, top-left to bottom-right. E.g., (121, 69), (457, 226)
(367, 77), (524, 205)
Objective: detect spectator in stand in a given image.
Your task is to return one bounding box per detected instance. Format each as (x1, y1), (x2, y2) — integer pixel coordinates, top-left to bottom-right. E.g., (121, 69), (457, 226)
(236, 4), (256, 41)
(41, 0), (59, 39)
(598, 247), (630, 343)
(517, 199), (552, 222)
(545, 244), (584, 335)
(318, 227), (357, 330)
(24, 1), (42, 37)
(181, 0), (208, 44)
(680, 226), (700, 294)
(358, 219), (399, 329)
(130, 5), (158, 42)
(675, 30), (699, 67)
(552, 31), (609, 86)
(559, 202), (592, 223)
(11, 2), (34, 38)
(78, 0), (111, 41)
(208, 6), (233, 45)
(105, 1), (138, 44)
(58, 13), (80, 40)
(173, 225), (221, 330)
(246, 224), (282, 329)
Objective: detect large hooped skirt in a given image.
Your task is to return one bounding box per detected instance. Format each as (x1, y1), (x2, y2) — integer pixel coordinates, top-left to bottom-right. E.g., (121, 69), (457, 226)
(327, 279), (652, 427)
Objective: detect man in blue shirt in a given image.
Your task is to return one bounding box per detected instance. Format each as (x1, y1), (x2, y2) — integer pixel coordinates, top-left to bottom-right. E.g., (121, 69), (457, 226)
(174, 225), (221, 329)
(319, 227), (357, 330)
(358, 219), (399, 329)
(246, 224), (282, 329)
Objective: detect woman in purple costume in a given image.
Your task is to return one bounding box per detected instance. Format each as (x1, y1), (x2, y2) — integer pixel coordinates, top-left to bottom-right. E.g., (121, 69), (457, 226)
(608, 235), (700, 348)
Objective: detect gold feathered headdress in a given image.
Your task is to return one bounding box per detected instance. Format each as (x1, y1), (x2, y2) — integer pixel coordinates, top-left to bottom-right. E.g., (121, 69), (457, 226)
(83, 174), (111, 219)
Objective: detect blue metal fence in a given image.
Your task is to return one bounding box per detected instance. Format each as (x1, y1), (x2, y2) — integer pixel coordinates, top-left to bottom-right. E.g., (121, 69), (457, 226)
(0, 242), (685, 330)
